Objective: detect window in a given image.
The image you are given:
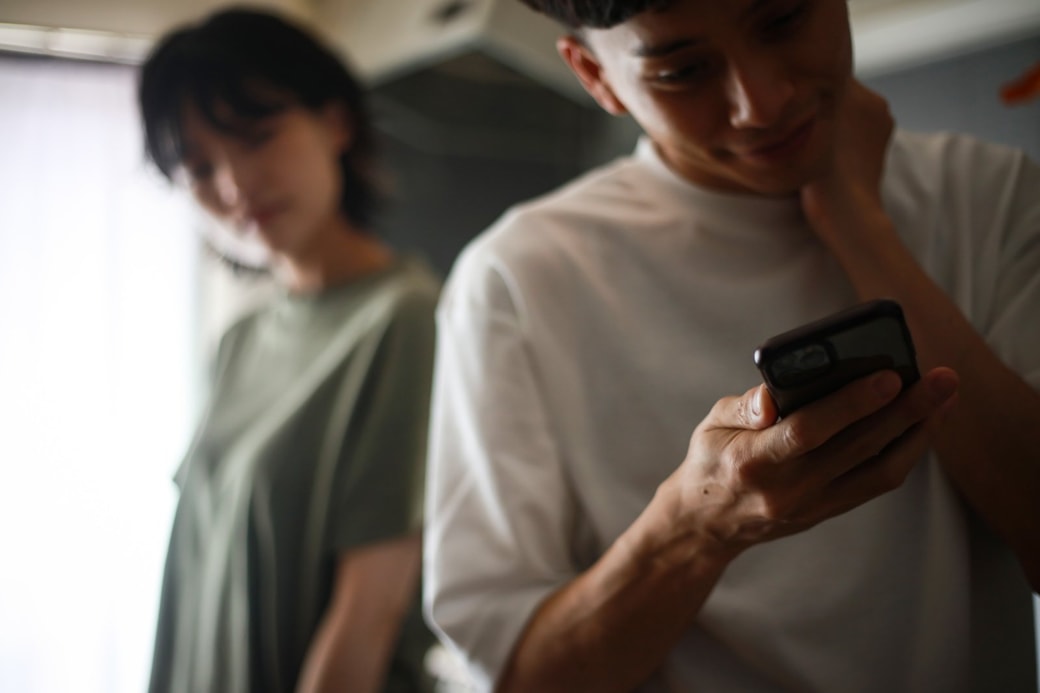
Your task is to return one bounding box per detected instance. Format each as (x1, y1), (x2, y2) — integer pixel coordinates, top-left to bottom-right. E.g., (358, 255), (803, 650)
(0, 55), (198, 693)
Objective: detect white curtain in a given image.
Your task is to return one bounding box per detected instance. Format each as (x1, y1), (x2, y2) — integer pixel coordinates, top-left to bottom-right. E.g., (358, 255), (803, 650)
(0, 55), (198, 692)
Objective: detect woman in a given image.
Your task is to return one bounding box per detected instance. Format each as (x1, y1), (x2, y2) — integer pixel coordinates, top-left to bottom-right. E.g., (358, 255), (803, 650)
(139, 8), (439, 692)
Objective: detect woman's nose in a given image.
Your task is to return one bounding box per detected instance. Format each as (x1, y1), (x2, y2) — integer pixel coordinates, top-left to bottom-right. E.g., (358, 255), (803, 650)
(213, 162), (245, 210)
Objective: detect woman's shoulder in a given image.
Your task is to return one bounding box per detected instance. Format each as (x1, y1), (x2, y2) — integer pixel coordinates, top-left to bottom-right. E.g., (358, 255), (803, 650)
(209, 305), (267, 371)
(360, 255), (441, 325)
(386, 255), (441, 302)
(300, 256), (441, 367)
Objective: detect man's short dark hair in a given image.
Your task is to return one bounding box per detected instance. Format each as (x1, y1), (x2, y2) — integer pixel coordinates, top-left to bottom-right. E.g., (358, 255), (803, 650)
(518, 0), (673, 29)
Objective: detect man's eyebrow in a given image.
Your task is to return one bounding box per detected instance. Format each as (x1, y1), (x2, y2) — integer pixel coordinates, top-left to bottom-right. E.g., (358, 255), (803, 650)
(632, 37), (702, 58)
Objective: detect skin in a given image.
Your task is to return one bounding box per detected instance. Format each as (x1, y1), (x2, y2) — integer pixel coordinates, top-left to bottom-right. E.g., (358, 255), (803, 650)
(490, 0), (1040, 690)
(179, 100), (421, 692)
(296, 534), (423, 693)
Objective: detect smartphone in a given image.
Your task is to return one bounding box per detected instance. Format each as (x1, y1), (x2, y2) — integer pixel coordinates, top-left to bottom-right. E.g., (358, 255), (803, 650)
(753, 299), (920, 417)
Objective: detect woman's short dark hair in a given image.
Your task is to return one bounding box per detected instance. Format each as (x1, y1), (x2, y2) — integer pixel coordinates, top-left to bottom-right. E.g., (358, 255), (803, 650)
(518, 0), (673, 29)
(138, 6), (379, 228)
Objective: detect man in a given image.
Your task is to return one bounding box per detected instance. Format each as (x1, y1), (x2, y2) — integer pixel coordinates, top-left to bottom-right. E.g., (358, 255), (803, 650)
(424, 1), (1040, 691)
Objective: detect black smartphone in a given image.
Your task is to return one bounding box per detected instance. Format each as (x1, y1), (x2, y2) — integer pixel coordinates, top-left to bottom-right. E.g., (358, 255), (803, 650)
(753, 299), (920, 417)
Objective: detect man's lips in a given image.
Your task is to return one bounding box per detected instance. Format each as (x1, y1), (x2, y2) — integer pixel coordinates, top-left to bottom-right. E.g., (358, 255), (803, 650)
(740, 116), (817, 163)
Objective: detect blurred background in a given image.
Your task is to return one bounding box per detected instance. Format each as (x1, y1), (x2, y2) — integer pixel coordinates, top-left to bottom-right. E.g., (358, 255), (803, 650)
(0, 0), (1037, 691)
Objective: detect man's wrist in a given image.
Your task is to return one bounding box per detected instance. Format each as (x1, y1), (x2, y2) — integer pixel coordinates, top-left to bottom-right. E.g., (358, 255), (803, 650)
(618, 476), (741, 586)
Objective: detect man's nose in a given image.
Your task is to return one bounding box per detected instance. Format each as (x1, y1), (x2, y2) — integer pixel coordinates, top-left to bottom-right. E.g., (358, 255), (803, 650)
(726, 58), (795, 129)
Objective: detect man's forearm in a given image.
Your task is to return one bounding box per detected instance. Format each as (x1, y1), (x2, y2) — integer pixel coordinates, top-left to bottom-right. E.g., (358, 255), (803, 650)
(817, 213), (1040, 590)
(875, 258), (1040, 589)
(497, 479), (737, 693)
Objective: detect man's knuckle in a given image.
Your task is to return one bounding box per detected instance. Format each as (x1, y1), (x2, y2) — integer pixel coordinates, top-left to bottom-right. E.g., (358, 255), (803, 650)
(850, 434), (886, 463)
(781, 420), (815, 452)
(759, 494), (789, 523)
(879, 457), (912, 491)
(719, 444), (744, 473)
(734, 396), (751, 428)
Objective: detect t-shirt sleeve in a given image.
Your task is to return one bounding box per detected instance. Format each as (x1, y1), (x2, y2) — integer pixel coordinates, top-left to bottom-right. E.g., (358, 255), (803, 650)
(324, 285), (439, 552)
(423, 242), (578, 691)
(977, 148), (1040, 391)
(892, 134), (1040, 392)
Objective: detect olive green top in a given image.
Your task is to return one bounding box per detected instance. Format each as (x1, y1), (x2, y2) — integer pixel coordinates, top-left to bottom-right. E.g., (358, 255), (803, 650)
(150, 257), (440, 693)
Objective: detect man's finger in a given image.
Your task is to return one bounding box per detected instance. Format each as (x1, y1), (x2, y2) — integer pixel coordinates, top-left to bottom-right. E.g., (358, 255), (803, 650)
(751, 370), (904, 464)
(804, 368), (958, 481)
(702, 384), (777, 433)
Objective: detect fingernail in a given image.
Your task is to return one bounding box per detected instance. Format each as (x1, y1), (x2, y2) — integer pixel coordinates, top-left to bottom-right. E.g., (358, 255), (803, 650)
(751, 387), (763, 417)
(929, 374), (957, 402)
(874, 372), (901, 399)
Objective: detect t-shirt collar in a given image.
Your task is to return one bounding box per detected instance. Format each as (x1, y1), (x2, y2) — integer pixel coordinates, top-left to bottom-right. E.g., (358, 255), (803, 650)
(632, 135), (806, 232)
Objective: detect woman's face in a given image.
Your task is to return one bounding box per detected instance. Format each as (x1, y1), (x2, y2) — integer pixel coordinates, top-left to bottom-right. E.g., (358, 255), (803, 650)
(177, 100), (351, 260)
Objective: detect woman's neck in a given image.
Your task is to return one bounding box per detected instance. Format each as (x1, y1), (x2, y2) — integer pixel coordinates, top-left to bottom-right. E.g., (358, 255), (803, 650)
(272, 215), (395, 294)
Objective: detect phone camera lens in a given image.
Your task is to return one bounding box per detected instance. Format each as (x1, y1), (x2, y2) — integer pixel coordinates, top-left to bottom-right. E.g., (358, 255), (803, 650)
(770, 343), (832, 387)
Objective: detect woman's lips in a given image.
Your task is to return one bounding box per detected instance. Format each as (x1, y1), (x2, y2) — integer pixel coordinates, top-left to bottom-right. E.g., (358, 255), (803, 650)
(245, 204), (286, 228)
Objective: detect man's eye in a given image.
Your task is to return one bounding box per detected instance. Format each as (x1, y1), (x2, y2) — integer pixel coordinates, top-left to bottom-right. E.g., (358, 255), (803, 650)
(653, 60), (715, 86)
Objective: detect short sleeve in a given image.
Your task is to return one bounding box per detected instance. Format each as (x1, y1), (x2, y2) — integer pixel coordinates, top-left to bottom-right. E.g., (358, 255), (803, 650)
(889, 134), (1040, 392)
(982, 149), (1040, 390)
(423, 244), (578, 691)
(325, 286), (438, 552)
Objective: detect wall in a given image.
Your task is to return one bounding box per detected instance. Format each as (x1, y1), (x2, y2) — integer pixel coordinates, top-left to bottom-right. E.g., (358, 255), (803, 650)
(864, 34), (1040, 158)
(371, 51), (618, 276)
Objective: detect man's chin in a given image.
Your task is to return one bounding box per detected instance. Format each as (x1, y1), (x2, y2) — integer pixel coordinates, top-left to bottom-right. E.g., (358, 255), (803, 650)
(738, 153), (835, 198)
(736, 173), (814, 198)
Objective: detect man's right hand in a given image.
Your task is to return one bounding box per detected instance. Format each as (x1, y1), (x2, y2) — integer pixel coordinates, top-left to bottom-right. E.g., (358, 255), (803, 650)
(667, 367), (959, 558)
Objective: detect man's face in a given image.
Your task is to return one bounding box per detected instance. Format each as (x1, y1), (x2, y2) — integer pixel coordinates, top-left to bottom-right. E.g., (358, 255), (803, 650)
(567, 0), (854, 196)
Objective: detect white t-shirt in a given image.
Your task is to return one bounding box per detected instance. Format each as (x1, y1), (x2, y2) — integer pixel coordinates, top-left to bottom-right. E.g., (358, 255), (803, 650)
(424, 131), (1040, 692)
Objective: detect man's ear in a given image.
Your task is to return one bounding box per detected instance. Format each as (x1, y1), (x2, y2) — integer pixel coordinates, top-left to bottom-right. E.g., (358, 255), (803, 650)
(557, 35), (628, 116)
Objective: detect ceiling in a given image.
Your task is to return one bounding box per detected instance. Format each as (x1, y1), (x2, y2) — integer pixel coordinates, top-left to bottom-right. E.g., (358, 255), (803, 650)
(0, 0), (1037, 90)
(848, 0), (1040, 76)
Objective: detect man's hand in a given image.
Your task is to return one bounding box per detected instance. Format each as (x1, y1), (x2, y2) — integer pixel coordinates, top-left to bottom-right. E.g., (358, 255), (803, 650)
(801, 80), (894, 234)
(669, 367), (958, 557)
